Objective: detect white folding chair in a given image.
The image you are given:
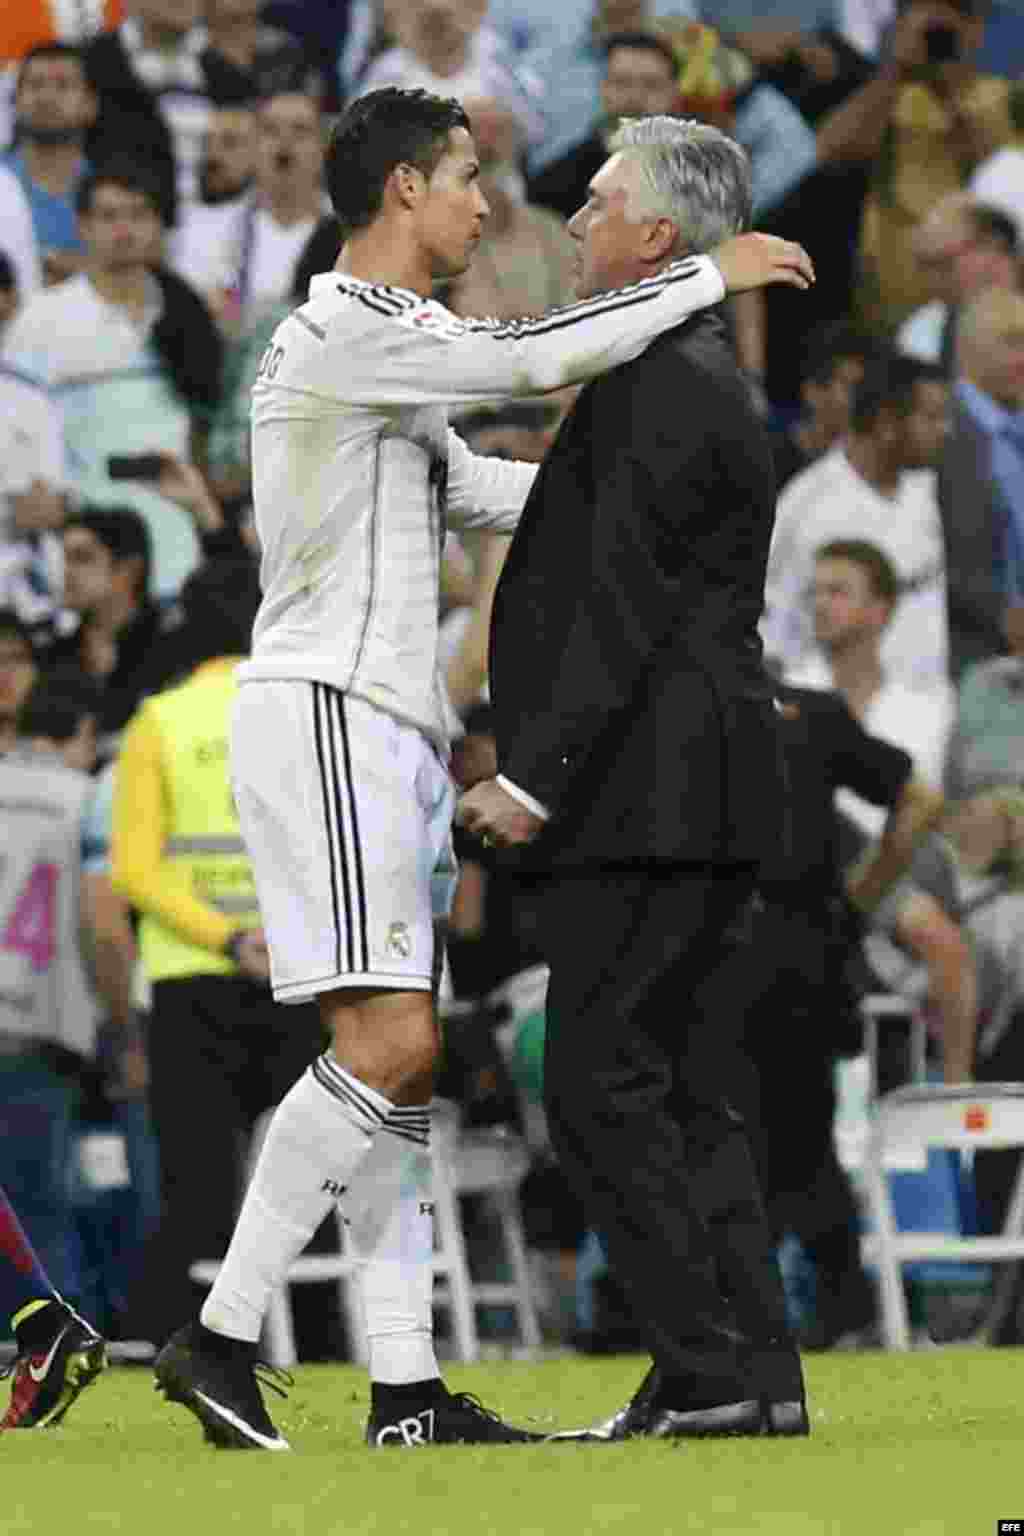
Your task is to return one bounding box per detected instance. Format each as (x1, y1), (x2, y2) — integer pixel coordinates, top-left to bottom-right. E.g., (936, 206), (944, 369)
(431, 1104), (543, 1360)
(859, 991), (929, 1099)
(860, 1083), (1024, 1349)
(191, 1102), (542, 1368)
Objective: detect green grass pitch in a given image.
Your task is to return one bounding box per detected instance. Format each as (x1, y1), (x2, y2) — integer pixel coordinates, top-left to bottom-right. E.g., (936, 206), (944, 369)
(3, 1349), (1022, 1536)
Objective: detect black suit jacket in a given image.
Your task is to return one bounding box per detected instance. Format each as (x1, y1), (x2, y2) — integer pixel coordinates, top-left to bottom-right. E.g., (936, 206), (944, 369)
(937, 394), (1007, 680)
(488, 311), (785, 870)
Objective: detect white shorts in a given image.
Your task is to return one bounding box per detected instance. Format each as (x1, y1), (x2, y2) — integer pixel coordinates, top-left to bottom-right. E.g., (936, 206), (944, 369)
(231, 680), (456, 1003)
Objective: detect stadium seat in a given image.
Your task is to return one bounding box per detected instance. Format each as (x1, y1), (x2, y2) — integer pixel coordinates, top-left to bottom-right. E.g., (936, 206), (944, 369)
(860, 1084), (1024, 1349)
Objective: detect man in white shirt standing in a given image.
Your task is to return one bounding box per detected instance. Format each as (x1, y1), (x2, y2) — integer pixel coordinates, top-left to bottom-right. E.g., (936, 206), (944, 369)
(152, 84), (814, 1453)
(763, 351), (951, 690)
(2, 162), (201, 598)
(172, 90), (326, 333)
(789, 538), (956, 838)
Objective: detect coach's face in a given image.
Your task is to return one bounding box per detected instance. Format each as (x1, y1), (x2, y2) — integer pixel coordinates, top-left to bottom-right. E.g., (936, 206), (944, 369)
(418, 127), (490, 279)
(568, 151), (671, 300)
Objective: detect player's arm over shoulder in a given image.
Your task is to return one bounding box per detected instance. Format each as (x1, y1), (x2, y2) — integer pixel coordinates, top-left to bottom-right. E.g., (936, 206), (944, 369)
(260, 260), (728, 410)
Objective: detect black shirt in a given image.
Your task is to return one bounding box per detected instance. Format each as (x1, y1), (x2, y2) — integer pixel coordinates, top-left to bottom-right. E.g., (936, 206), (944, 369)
(760, 683), (913, 910)
(769, 426), (811, 493)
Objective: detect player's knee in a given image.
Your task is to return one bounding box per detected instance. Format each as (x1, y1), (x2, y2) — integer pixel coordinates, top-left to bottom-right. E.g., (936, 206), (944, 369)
(325, 991), (438, 1099)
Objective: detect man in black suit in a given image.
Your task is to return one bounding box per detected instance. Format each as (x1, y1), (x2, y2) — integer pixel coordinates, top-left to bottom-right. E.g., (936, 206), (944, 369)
(459, 117), (813, 1439)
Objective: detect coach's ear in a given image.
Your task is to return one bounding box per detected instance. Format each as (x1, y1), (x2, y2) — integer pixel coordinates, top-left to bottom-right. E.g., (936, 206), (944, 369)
(645, 216), (680, 265)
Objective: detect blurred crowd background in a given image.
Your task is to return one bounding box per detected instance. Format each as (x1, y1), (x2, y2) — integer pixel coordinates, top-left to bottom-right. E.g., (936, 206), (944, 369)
(3, 0), (1024, 1363)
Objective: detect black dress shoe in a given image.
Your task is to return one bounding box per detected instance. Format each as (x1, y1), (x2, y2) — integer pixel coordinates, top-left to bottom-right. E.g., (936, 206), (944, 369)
(549, 1367), (811, 1444)
(646, 1398), (764, 1439)
(547, 1364), (661, 1442)
(761, 1398), (810, 1436)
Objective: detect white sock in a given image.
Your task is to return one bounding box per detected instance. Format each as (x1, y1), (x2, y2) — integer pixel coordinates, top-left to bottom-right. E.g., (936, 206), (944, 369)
(345, 1104), (439, 1385)
(201, 1055), (394, 1343)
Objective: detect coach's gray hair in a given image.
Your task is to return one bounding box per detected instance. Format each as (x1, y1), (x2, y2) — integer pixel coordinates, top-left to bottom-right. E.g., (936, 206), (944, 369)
(608, 117), (752, 254)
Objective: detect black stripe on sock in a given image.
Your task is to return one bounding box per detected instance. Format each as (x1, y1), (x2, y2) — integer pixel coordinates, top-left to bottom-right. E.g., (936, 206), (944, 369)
(381, 1123), (430, 1147)
(312, 1057), (386, 1128)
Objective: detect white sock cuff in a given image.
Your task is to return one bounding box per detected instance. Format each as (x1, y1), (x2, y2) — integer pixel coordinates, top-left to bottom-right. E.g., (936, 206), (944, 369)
(311, 1054), (395, 1133)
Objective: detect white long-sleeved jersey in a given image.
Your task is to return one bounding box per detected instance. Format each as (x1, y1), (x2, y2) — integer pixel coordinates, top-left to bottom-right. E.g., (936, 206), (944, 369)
(240, 256), (726, 746)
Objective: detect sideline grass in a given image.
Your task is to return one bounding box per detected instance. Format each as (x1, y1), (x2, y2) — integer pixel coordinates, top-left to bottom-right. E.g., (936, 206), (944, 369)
(3, 1349), (1022, 1536)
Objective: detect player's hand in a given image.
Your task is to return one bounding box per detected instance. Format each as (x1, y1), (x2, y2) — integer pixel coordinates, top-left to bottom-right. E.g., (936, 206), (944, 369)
(456, 779), (544, 849)
(710, 233), (815, 293)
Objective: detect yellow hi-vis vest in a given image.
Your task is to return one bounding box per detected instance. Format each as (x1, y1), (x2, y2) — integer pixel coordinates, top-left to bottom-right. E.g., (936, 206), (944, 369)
(140, 662), (259, 982)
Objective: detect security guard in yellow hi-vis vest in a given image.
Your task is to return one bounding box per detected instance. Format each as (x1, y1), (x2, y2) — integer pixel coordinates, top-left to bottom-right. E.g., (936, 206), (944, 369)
(112, 559), (328, 1349)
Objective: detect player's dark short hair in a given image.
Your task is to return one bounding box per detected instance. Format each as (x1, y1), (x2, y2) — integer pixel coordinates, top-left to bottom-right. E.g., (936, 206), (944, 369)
(849, 352), (945, 433)
(603, 29), (679, 77)
(64, 505), (153, 601)
(17, 667), (101, 742)
(76, 159), (164, 221)
(815, 539), (902, 607)
(0, 608), (34, 653)
(325, 87), (470, 238)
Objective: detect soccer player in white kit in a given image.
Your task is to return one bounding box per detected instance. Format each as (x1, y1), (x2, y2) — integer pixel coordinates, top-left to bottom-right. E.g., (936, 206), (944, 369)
(154, 86), (815, 1451)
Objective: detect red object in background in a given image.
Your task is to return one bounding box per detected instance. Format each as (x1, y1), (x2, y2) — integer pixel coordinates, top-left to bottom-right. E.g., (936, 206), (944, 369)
(1, 0), (124, 64)
(964, 1105), (990, 1133)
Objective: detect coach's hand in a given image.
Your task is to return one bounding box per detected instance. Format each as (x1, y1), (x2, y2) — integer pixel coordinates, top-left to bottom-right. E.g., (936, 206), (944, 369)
(457, 779), (544, 849)
(227, 927), (272, 982)
(711, 233), (815, 293)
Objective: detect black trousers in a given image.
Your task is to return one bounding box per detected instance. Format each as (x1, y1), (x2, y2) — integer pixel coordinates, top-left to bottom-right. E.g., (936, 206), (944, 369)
(538, 867), (803, 1402)
(736, 906), (876, 1333)
(127, 974), (329, 1350)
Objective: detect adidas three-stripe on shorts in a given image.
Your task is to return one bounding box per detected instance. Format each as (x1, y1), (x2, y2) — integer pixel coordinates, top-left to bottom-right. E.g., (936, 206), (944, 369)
(231, 680), (456, 1003)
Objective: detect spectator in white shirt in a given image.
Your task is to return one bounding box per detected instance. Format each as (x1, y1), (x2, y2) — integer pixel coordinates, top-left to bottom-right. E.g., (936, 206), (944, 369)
(2, 162), (223, 598)
(763, 351), (951, 689)
(789, 538), (956, 838)
(360, 0), (546, 148)
(0, 356), (66, 633)
(898, 194), (1019, 371)
(171, 90), (325, 333)
(0, 162), (42, 300)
